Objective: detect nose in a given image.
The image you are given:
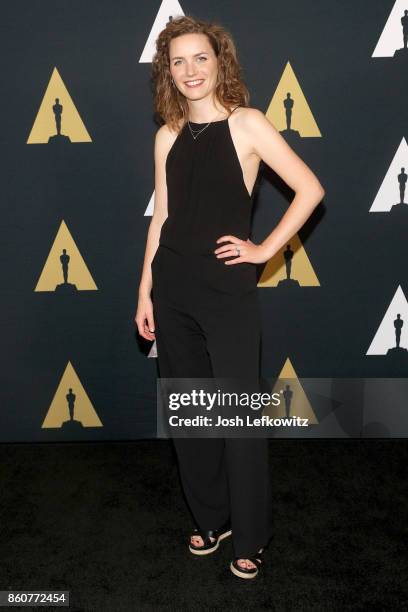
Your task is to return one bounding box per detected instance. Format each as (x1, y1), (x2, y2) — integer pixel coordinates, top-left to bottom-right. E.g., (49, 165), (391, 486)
(185, 61), (198, 78)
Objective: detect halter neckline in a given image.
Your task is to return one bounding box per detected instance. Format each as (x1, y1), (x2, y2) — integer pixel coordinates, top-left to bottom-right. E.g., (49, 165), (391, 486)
(188, 106), (240, 127)
(188, 117), (229, 127)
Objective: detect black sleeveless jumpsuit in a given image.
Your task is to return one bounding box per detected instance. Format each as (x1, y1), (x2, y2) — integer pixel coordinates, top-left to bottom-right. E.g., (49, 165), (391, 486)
(151, 107), (273, 559)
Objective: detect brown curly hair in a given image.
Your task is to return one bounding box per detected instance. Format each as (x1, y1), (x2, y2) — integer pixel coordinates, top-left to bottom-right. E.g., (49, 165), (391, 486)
(151, 15), (250, 133)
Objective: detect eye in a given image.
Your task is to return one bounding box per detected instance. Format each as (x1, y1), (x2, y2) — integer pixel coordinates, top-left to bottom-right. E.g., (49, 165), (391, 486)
(198, 56), (207, 61)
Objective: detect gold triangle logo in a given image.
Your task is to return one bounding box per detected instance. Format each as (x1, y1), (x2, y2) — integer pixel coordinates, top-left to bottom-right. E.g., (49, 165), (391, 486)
(265, 61), (322, 137)
(34, 220), (97, 292)
(263, 357), (318, 423)
(258, 234), (319, 287)
(42, 361), (103, 428)
(27, 67), (92, 144)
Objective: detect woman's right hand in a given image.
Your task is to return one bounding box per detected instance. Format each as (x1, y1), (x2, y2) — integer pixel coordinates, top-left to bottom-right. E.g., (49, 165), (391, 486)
(135, 293), (156, 341)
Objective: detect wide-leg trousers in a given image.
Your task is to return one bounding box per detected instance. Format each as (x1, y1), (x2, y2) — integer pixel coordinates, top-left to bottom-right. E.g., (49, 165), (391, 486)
(151, 244), (273, 559)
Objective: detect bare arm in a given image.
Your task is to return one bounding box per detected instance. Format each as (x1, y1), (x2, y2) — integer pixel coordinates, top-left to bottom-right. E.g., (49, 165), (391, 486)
(135, 124), (175, 339)
(248, 109), (325, 259)
(138, 125), (172, 297)
(215, 108), (325, 264)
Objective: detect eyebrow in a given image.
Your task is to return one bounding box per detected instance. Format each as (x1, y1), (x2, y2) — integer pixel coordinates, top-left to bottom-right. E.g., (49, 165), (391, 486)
(170, 51), (208, 61)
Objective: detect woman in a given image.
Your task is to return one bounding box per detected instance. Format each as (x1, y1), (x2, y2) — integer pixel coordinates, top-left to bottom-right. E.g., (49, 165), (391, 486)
(135, 15), (325, 579)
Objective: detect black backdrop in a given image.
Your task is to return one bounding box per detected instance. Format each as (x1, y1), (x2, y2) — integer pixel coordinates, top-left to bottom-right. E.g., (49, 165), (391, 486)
(2, 1), (407, 442)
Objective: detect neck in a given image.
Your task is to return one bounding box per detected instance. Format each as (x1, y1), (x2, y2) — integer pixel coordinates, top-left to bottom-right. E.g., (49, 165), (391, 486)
(187, 107), (227, 124)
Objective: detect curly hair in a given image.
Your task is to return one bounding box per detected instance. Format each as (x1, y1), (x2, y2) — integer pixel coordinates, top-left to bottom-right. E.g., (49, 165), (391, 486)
(151, 15), (250, 133)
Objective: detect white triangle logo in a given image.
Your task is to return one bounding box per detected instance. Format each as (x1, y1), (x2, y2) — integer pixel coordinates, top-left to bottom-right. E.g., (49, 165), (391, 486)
(370, 138), (408, 212)
(372, 0), (408, 57)
(148, 341), (158, 358)
(144, 191), (155, 216)
(139, 0), (185, 63)
(366, 285), (408, 354)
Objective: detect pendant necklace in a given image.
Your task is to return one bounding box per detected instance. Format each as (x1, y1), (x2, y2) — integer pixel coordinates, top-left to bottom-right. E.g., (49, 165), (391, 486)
(187, 110), (225, 140)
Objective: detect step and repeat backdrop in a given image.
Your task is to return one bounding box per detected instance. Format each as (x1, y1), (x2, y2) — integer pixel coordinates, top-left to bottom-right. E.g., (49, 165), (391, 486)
(2, 0), (407, 442)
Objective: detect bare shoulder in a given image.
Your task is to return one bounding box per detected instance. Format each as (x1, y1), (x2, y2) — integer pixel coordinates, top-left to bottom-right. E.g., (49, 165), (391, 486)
(230, 106), (282, 157)
(155, 124), (175, 158)
(155, 120), (183, 158)
(231, 106), (273, 131)
(229, 107), (272, 160)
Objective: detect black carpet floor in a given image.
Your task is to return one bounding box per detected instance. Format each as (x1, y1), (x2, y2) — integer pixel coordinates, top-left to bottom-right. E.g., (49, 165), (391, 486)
(1, 439), (407, 611)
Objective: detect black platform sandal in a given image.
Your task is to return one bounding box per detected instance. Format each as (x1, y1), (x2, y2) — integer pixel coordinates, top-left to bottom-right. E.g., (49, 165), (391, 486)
(189, 520), (232, 556)
(230, 548), (264, 579)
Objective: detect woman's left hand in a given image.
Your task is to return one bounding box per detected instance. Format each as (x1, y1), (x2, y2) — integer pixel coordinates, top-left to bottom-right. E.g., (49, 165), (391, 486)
(214, 236), (270, 265)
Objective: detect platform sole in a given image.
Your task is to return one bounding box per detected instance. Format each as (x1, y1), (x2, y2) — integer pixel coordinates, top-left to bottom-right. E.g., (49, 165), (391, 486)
(189, 529), (232, 555)
(230, 561), (259, 579)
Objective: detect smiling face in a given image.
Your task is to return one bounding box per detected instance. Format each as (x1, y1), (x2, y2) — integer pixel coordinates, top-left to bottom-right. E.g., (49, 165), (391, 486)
(169, 33), (219, 103)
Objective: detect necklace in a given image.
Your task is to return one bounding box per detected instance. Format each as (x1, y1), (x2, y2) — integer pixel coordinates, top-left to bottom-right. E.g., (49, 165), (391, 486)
(187, 110), (226, 140)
